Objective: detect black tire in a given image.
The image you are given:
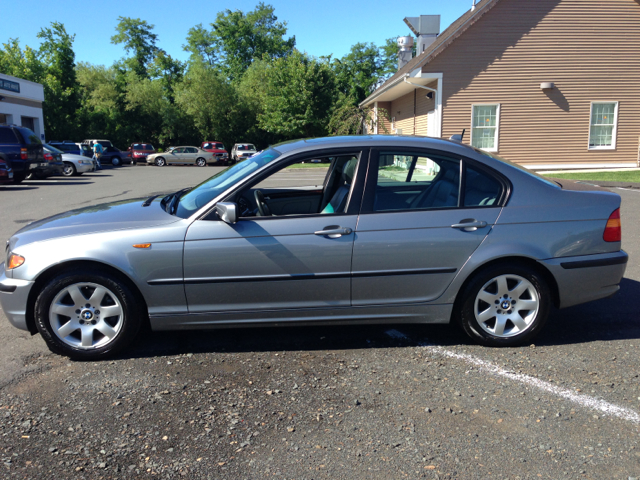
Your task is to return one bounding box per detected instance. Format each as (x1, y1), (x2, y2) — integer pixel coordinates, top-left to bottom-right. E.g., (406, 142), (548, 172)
(454, 263), (551, 347)
(155, 157), (165, 167)
(111, 156), (121, 167)
(62, 162), (77, 177)
(12, 173), (26, 184)
(196, 157), (207, 167)
(34, 268), (143, 360)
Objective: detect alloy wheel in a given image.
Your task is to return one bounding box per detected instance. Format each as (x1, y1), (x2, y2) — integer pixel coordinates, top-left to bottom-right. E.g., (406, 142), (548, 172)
(473, 274), (539, 338)
(48, 282), (124, 350)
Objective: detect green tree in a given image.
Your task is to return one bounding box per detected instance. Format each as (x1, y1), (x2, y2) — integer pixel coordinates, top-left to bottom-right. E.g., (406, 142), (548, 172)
(176, 63), (240, 149)
(37, 22), (80, 140)
(333, 42), (381, 105)
(111, 17), (158, 78)
(258, 51), (335, 138)
(183, 24), (218, 66)
(0, 38), (44, 82)
(211, 3), (295, 80)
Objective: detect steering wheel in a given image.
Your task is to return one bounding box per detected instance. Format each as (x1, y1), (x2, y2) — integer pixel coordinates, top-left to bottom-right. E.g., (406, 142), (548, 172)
(254, 189), (272, 216)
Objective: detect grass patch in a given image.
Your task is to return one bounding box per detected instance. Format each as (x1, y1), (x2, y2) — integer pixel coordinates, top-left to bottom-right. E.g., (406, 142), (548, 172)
(543, 171), (640, 183)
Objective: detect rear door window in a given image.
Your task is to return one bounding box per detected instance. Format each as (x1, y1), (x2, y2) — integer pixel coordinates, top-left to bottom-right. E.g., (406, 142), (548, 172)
(373, 152), (460, 211)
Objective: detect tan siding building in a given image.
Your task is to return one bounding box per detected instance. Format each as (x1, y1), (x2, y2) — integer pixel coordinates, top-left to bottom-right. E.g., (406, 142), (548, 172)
(362, 0), (640, 169)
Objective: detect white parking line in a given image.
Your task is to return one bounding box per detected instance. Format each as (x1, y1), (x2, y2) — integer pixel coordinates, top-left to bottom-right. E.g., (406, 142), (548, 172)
(384, 329), (640, 425)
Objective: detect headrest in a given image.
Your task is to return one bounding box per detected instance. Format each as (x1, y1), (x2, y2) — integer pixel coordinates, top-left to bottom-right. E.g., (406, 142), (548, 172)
(342, 158), (357, 184)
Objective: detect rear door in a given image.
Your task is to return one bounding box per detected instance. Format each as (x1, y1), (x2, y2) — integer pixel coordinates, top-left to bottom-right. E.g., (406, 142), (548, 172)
(352, 149), (506, 306)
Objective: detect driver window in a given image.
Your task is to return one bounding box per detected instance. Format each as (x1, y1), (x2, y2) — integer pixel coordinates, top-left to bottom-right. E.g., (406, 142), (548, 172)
(236, 154), (359, 218)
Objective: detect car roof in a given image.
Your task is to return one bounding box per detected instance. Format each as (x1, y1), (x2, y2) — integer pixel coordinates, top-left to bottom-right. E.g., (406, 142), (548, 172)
(269, 135), (474, 156)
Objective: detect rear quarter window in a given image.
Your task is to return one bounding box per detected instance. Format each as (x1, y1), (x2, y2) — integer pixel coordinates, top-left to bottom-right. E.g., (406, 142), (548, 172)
(0, 128), (19, 144)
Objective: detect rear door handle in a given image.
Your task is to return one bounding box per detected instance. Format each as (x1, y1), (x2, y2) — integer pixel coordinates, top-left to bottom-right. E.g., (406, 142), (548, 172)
(451, 220), (487, 232)
(314, 226), (353, 238)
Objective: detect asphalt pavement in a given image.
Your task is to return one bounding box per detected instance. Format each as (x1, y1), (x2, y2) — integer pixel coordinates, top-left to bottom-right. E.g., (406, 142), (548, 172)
(0, 164), (639, 479)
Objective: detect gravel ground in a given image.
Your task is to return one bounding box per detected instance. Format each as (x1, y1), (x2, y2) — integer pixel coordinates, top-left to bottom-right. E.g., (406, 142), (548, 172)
(1, 166), (639, 479)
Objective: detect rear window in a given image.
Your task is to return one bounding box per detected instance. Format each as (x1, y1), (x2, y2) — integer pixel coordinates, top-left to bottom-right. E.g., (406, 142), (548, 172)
(475, 148), (560, 189)
(133, 144), (154, 150)
(16, 127), (41, 145)
(43, 144), (63, 154)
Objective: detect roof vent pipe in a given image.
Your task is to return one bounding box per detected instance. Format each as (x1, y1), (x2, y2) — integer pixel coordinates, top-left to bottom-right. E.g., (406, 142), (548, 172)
(397, 36), (414, 70)
(472, 0), (478, 11)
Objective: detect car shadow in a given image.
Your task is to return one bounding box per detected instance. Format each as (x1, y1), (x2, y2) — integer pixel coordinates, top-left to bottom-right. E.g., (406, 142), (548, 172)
(22, 180), (94, 186)
(111, 277), (640, 361)
(0, 186), (38, 191)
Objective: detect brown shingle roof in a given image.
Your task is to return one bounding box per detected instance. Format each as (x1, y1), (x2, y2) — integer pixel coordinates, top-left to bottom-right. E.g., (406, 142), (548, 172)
(361, 0), (501, 106)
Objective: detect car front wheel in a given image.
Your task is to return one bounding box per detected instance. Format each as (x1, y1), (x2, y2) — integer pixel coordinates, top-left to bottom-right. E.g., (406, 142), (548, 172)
(455, 263), (550, 347)
(62, 162), (76, 177)
(34, 269), (143, 360)
(155, 157), (165, 167)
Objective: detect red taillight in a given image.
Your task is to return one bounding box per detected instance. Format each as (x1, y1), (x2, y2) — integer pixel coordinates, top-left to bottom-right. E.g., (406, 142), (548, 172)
(44, 152), (53, 162)
(603, 208), (621, 242)
(20, 148), (27, 160)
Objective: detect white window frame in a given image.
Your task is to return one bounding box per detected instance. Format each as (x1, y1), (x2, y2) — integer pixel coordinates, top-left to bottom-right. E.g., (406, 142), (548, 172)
(588, 101), (618, 151)
(470, 103), (501, 153)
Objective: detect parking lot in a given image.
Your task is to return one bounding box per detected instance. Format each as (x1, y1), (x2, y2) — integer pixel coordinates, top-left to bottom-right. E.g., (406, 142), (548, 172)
(1, 164), (639, 479)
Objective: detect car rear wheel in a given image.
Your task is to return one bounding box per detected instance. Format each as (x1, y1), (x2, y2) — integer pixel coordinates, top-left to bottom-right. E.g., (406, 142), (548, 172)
(155, 157), (165, 167)
(112, 156), (121, 167)
(34, 269), (143, 360)
(62, 162), (77, 177)
(196, 157), (207, 167)
(455, 263), (550, 347)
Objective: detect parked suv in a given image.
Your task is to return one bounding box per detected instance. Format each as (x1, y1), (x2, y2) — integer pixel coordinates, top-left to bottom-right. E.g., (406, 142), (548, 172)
(231, 143), (257, 163)
(201, 141), (230, 165)
(49, 141), (92, 158)
(127, 143), (156, 164)
(0, 124), (44, 183)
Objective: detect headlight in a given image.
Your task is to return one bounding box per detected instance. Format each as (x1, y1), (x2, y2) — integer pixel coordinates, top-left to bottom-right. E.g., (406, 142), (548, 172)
(7, 253), (25, 270)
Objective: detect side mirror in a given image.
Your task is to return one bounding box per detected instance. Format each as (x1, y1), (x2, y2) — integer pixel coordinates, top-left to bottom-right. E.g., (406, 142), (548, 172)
(215, 202), (238, 224)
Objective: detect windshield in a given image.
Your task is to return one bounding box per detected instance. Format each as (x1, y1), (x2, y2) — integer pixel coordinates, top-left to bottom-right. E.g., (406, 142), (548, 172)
(475, 148), (560, 189)
(238, 144), (256, 151)
(175, 148), (282, 218)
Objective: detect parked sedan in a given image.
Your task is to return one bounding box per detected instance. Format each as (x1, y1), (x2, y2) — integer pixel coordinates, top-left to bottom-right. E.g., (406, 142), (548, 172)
(60, 153), (97, 176)
(27, 144), (65, 179)
(0, 135), (628, 359)
(146, 146), (215, 167)
(0, 158), (13, 184)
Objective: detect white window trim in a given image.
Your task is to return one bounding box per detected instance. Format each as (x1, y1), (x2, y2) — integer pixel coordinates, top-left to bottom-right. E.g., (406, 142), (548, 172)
(470, 103), (501, 153)
(588, 101), (619, 151)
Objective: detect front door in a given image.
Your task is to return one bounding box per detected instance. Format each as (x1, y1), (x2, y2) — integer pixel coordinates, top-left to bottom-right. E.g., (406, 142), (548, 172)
(183, 149), (367, 316)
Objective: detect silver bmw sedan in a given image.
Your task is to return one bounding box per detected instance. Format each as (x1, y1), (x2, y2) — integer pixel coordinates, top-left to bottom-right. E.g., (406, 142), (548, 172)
(0, 136), (628, 359)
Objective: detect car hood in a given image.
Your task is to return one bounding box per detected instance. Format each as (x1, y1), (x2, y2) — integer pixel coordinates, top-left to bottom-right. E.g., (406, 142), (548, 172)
(11, 197), (181, 248)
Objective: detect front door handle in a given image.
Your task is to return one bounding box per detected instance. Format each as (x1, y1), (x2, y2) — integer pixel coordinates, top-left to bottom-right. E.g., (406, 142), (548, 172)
(451, 219), (487, 232)
(314, 226), (353, 238)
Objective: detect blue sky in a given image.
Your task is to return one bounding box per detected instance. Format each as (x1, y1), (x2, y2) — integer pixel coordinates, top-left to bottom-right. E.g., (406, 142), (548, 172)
(2, 0), (476, 66)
